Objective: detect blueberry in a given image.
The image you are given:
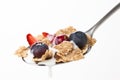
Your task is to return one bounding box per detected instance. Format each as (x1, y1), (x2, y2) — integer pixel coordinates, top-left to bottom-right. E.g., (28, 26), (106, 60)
(69, 31), (87, 49)
(30, 42), (48, 58)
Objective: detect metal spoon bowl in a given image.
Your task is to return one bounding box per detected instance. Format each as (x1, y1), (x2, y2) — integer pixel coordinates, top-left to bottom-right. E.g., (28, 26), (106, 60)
(22, 2), (120, 66)
(84, 2), (120, 55)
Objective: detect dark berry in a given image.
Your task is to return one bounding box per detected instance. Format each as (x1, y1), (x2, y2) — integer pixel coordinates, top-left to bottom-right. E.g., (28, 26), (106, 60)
(69, 31), (87, 49)
(30, 42), (48, 58)
(54, 35), (68, 45)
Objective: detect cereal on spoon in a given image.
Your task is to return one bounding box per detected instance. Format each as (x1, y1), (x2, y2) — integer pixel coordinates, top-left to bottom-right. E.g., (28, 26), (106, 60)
(15, 26), (96, 64)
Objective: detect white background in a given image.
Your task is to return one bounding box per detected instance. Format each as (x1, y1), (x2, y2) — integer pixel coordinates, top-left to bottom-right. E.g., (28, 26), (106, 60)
(0, 0), (120, 80)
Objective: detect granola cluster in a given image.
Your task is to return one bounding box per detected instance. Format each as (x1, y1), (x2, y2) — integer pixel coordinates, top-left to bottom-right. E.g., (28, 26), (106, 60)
(54, 41), (84, 63)
(15, 46), (28, 58)
(55, 26), (76, 36)
(15, 26), (96, 63)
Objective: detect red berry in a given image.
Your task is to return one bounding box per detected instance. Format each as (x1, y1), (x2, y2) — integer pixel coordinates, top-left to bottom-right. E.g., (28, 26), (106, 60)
(54, 35), (68, 45)
(42, 32), (49, 37)
(26, 33), (38, 46)
(42, 32), (55, 43)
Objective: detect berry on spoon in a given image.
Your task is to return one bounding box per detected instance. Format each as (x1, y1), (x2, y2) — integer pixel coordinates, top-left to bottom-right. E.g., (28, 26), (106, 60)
(26, 33), (49, 59)
(53, 35), (68, 45)
(42, 32), (55, 42)
(69, 31), (88, 49)
(31, 42), (49, 58)
(26, 33), (38, 46)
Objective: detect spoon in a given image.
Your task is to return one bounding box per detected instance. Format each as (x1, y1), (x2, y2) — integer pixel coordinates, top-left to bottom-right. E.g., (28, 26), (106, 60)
(84, 2), (120, 54)
(22, 2), (120, 66)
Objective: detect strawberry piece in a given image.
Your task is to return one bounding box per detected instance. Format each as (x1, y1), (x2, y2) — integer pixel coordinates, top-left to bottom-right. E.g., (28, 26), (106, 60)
(42, 32), (49, 37)
(42, 32), (55, 43)
(26, 33), (38, 46)
(53, 35), (68, 45)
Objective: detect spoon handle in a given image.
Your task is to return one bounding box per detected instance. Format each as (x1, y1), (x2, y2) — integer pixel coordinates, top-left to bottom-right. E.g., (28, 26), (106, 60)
(86, 2), (120, 36)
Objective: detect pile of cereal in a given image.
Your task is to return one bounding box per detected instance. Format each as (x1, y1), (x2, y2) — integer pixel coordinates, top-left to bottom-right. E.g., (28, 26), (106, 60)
(15, 26), (96, 64)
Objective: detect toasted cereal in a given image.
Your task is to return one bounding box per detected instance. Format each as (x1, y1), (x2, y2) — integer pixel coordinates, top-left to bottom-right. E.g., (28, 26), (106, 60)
(54, 41), (73, 56)
(86, 34), (96, 46)
(54, 41), (84, 63)
(55, 26), (76, 36)
(15, 26), (96, 64)
(36, 35), (51, 46)
(15, 46), (28, 58)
